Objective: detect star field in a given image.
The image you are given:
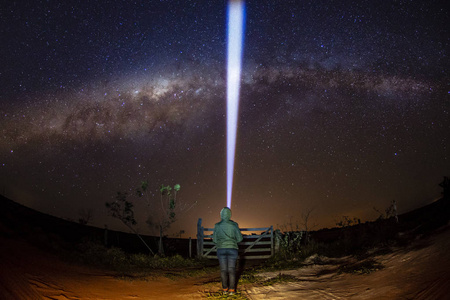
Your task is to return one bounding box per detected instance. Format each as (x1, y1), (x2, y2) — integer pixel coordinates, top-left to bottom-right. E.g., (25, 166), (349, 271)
(0, 0), (448, 236)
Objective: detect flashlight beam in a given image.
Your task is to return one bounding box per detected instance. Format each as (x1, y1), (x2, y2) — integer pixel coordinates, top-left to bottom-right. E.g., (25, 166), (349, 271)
(226, 0), (245, 209)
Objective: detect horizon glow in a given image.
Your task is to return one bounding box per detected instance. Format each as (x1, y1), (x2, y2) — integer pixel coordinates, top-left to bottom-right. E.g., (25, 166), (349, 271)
(226, 0), (245, 209)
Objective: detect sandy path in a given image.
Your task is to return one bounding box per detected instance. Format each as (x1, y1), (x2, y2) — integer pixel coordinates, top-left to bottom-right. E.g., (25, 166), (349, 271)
(0, 238), (212, 299)
(26, 272), (207, 299)
(1, 225), (450, 299)
(246, 226), (450, 299)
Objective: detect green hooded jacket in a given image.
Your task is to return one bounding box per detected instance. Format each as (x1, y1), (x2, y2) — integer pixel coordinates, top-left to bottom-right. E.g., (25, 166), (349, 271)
(212, 207), (243, 249)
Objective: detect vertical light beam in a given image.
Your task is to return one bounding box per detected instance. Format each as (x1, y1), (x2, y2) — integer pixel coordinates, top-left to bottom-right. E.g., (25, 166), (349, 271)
(227, 0), (245, 208)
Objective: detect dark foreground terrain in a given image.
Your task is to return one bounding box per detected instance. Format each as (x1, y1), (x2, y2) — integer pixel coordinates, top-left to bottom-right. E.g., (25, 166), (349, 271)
(1, 195), (450, 299)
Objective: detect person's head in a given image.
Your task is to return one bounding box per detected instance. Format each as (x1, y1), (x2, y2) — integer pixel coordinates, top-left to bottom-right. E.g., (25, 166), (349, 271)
(220, 207), (232, 221)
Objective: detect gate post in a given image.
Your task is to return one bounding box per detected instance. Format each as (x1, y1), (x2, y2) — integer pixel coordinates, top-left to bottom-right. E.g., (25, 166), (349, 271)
(274, 229), (281, 254)
(196, 218), (203, 258)
(270, 225), (274, 256)
(189, 237), (192, 258)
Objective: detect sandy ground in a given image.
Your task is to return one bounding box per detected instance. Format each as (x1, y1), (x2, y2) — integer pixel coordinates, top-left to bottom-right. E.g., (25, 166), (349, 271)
(1, 225), (450, 299)
(0, 237), (207, 299)
(245, 226), (450, 300)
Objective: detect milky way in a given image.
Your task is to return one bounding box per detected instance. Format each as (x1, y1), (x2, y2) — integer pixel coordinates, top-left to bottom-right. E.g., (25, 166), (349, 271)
(0, 0), (448, 236)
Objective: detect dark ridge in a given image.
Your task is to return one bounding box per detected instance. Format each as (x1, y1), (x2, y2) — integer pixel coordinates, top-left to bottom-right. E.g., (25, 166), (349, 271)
(0, 195), (193, 257)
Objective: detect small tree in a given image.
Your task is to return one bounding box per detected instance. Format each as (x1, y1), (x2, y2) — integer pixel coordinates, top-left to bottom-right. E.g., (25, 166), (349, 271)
(78, 208), (93, 225)
(373, 200), (399, 223)
(105, 192), (155, 255)
(336, 216), (361, 228)
(300, 207), (317, 245)
(137, 182), (196, 255)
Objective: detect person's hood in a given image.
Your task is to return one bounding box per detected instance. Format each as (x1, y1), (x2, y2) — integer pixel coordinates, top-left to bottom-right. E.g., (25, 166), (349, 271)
(220, 207), (232, 221)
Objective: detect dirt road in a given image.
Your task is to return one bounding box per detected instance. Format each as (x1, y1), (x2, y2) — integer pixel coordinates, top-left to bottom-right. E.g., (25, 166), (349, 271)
(1, 225), (450, 299)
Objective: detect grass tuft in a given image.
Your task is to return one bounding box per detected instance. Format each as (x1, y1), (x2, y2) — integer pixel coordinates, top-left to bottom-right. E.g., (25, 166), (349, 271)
(338, 259), (384, 275)
(204, 290), (249, 299)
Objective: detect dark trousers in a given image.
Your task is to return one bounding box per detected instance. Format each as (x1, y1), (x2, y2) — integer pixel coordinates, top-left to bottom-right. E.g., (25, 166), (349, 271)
(217, 248), (238, 290)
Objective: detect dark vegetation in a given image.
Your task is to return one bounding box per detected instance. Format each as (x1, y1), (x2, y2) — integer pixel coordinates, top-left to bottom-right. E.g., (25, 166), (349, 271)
(0, 194), (208, 276)
(105, 182), (195, 256)
(1, 177), (449, 278)
(337, 259), (384, 275)
(247, 176), (450, 277)
(264, 197), (449, 269)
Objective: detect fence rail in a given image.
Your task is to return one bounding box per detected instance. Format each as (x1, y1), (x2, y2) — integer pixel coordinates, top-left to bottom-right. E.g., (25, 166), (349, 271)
(197, 218), (274, 259)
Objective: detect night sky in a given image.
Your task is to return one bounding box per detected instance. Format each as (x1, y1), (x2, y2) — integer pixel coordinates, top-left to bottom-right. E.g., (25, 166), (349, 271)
(1, 0), (448, 237)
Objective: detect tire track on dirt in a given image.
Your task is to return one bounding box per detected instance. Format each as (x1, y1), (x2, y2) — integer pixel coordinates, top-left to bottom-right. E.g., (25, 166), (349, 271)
(28, 274), (81, 300)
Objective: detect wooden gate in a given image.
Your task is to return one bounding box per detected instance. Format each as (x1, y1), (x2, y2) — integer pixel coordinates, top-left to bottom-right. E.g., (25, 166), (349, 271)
(196, 218), (274, 259)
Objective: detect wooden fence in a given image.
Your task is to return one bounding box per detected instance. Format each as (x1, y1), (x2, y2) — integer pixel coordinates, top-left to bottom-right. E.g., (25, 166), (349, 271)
(196, 218), (274, 259)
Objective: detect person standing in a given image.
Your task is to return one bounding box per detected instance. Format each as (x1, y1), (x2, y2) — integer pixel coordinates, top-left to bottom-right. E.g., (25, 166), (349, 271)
(213, 207), (243, 295)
